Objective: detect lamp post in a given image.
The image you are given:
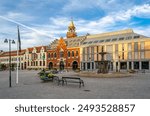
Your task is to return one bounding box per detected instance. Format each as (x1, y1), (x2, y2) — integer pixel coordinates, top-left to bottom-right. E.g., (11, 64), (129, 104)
(4, 39), (15, 87)
(118, 55), (120, 72)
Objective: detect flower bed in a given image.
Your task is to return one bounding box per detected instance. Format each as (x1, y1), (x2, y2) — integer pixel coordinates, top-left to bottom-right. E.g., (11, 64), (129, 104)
(38, 70), (54, 81)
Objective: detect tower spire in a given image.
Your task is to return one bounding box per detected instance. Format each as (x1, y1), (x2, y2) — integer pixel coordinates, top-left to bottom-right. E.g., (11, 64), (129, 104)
(66, 19), (77, 38)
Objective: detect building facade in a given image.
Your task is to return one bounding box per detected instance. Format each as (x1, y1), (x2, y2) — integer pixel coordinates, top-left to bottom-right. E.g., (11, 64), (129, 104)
(0, 50), (25, 70)
(46, 21), (84, 70)
(0, 46), (47, 70)
(80, 29), (150, 72)
(0, 21), (150, 72)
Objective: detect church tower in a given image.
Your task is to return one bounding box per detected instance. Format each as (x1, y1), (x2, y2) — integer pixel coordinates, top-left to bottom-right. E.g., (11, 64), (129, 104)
(66, 20), (77, 38)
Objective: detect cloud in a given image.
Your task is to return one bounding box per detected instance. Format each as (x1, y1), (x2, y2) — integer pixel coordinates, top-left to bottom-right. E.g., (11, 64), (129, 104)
(0, 1), (150, 52)
(5, 12), (34, 22)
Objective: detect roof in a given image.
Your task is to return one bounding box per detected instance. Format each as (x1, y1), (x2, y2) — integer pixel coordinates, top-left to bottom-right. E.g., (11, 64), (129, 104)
(80, 29), (148, 46)
(86, 29), (134, 39)
(0, 49), (25, 57)
(65, 36), (86, 47)
(27, 46), (46, 53)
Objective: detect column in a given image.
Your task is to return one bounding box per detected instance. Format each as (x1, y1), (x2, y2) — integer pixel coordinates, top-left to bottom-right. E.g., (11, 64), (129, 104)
(90, 62), (92, 70)
(139, 61), (142, 70)
(127, 61), (129, 70)
(94, 62), (96, 70)
(131, 61), (134, 70)
(113, 62), (116, 72)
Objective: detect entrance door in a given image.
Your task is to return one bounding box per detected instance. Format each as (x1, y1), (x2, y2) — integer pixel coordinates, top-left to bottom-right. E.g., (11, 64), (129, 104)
(24, 62), (26, 69)
(59, 61), (64, 70)
(49, 62), (53, 70)
(72, 61), (78, 70)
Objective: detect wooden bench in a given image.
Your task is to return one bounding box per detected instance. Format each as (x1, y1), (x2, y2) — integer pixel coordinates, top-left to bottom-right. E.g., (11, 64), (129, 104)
(62, 77), (84, 88)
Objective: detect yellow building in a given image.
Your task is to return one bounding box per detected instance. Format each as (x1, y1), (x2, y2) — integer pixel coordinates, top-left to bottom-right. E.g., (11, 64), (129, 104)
(80, 29), (150, 72)
(0, 50), (25, 70)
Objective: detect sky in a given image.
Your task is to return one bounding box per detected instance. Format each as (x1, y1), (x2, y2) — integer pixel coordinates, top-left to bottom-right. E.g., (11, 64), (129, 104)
(0, 0), (150, 51)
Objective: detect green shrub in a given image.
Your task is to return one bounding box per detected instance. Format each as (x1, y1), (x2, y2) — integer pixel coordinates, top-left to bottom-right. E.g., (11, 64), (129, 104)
(48, 73), (54, 78)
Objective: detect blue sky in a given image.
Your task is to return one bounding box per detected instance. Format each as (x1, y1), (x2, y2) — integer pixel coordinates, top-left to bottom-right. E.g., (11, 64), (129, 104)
(0, 0), (150, 51)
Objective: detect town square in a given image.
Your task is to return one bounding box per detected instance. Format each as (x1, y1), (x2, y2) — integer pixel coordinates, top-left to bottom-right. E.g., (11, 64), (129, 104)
(0, 70), (150, 99)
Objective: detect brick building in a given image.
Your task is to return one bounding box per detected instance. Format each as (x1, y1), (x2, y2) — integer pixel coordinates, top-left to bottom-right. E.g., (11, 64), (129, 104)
(46, 21), (84, 70)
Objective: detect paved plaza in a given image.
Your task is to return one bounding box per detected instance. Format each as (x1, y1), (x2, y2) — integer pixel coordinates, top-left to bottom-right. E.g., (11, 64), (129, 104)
(0, 70), (150, 99)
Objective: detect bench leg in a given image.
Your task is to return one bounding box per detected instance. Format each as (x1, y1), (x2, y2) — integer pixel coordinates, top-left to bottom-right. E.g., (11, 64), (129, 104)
(82, 82), (84, 86)
(79, 82), (81, 88)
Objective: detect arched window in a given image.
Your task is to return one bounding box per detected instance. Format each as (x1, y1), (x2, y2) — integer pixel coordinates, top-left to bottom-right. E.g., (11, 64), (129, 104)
(68, 51), (70, 57)
(48, 53), (50, 58)
(54, 53), (57, 58)
(51, 53), (53, 58)
(72, 51), (74, 57)
(60, 51), (64, 57)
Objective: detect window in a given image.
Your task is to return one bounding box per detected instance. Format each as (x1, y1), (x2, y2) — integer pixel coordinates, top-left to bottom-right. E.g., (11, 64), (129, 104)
(112, 38), (117, 41)
(141, 52), (144, 59)
(115, 44), (118, 52)
(72, 51), (74, 57)
(48, 53), (50, 58)
(99, 40), (104, 43)
(141, 42), (144, 50)
(40, 61), (42, 66)
(119, 37), (124, 41)
(134, 35), (140, 39)
(128, 52), (132, 59)
(83, 48), (85, 61)
(106, 45), (113, 60)
(126, 36), (132, 40)
(54, 53), (57, 58)
(51, 53), (53, 58)
(76, 51), (78, 56)
(88, 41), (93, 44)
(105, 39), (111, 42)
(91, 47), (94, 60)
(43, 61), (45, 66)
(83, 42), (87, 44)
(128, 43), (132, 51)
(68, 51), (70, 57)
(122, 44), (125, 60)
(122, 44), (124, 51)
(93, 40), (99, 43)
(134, 52), (138, 59)
(134, 42), (138, 52)
(60, 51), (64, 57)
(87, 47), (89, 60)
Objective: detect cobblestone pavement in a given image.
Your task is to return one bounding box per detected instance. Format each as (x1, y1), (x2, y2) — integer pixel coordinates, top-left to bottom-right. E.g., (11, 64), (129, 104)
(0, 70), (150, 99)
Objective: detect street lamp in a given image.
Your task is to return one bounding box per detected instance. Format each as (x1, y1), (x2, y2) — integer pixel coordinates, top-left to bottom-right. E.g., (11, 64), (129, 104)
(118, 55), (120, 72)
(4, 38), (15, 87)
